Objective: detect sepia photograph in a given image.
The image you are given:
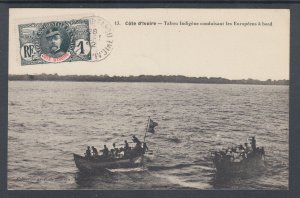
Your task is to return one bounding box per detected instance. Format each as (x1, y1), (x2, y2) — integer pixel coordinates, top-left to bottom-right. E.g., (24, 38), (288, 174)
(8, 8), (289, 190)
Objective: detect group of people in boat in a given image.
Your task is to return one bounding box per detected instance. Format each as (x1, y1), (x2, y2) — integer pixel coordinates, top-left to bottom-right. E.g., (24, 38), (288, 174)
(213, 136), (265, 163)
(84, 135), (149, 159)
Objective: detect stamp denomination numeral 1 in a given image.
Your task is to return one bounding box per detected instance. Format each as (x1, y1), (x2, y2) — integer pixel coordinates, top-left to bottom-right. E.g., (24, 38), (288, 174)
(18, 19), (91, 65)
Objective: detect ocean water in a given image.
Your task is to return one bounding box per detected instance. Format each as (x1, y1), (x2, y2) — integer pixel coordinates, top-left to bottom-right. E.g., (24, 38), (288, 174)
(8, 81), (288, 190)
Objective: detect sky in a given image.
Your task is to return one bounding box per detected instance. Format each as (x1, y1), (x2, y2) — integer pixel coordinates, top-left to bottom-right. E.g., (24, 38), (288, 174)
(9, 9), (290, 80)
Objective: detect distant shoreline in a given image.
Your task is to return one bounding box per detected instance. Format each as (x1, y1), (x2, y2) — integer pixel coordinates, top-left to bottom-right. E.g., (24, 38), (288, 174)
(8, 74), (289, 85)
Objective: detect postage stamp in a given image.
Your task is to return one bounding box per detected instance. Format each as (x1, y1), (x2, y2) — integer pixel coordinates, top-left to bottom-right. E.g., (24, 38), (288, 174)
(18, 19), (91, 65)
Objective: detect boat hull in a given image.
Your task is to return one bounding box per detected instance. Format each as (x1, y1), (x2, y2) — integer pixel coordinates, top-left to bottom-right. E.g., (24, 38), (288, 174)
(73, 153), (143, 172)
(213, 153), (265, 174)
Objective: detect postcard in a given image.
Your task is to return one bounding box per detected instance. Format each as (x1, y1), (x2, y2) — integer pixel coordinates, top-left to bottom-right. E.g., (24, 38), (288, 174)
(8, 8), (289, 190)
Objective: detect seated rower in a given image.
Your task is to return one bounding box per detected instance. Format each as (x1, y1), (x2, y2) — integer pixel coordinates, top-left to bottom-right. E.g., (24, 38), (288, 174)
(91, 146), (98, 157)
(110, 149), (115, 157)
(113, 143), (120, 157)
(132, 135), (141, 145)
(244, 143), (250, 153)
(132, 135), (142, 151)
(85, 146), (92, 158)
(100, 145), (109, 157)
(124, 140), (130, 151)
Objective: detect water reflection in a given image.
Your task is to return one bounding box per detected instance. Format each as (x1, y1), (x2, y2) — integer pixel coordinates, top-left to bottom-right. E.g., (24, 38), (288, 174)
(210, 165), (267, 189)
(75, 170), (115, 189)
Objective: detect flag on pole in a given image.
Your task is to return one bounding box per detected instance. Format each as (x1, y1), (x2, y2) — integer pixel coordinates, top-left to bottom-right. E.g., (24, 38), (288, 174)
(147, 119), (158, 133)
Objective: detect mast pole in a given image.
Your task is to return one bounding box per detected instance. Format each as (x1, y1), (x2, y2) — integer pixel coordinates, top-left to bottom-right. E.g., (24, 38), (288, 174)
(143, 116), (150, 143)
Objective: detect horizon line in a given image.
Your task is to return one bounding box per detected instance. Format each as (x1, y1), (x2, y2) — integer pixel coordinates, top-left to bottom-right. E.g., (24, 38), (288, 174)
(8, 73), (289, 81)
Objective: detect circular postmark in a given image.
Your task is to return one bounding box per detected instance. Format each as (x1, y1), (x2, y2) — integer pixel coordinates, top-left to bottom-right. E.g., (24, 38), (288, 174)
(84, 16), (114, 62)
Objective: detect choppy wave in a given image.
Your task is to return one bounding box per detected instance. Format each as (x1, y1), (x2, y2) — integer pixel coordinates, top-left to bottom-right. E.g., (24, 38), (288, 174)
(154, 174), (212, 189)
(107, 167), (145, 173)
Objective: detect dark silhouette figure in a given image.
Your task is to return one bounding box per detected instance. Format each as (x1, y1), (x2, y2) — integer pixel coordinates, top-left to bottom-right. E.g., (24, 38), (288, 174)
(124, 140), (129, 151)
(251, 136), (256, 151)
(132, 135), (141, 146)
(101, 145), (109, 157)
(91, 146), (98, 156)
(131, 135), (143, 155)
(85, 146), (91, 158)
(113, 143), (120, 157)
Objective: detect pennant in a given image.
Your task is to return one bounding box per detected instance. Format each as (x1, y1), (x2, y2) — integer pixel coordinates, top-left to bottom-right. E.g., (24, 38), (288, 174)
(147, 119), (158, 133)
